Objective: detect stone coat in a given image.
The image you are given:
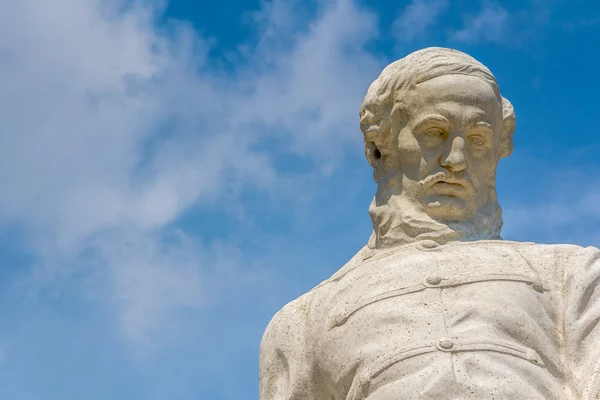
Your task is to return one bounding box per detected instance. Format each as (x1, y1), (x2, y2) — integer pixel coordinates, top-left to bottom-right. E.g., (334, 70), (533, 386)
(259, 240), (600, 399)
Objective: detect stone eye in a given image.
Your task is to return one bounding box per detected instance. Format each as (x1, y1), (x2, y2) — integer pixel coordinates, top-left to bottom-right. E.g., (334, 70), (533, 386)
(425, 128), (443, 136)
(468, 134), (486, 147)
(423, 128), (445, 141)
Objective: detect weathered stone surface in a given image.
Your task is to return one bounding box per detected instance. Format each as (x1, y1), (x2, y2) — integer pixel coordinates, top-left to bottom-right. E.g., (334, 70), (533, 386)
(259, 47), (600, 399)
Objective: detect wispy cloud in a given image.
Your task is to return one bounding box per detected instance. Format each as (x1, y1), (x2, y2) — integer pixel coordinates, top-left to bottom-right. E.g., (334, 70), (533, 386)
(0, 0), (381, 347)
(0, 0), (261, 346)
(392, 0), (450, 42)
(502, 168), (600, 246)
(452, 2), (509, 44)
(564, 17), (600, 30)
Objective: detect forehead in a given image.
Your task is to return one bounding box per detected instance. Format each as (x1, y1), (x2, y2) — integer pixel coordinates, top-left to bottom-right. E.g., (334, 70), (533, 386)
(406, 74), (502, 124)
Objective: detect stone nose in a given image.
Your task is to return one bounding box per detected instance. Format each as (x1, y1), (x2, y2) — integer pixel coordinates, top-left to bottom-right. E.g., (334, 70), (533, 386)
(441, 136), (467, 172)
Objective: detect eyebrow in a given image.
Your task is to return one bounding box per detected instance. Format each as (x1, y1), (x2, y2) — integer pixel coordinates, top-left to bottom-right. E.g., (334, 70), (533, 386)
(473, 121), (493, 129)
(412, 115), (451, 132)
(469, 121), (495, 138)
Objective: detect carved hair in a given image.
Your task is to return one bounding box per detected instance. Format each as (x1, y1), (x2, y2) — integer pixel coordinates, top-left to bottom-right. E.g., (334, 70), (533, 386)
(360, 47), (516, 169)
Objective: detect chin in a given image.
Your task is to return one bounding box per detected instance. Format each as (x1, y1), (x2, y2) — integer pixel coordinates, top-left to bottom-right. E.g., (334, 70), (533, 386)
(422, 196), (475, 221)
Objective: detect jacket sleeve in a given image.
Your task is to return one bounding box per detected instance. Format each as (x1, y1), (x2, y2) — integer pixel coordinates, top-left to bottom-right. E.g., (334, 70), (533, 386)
(564, 246), (600, 398)
(259, 294), (323, 400)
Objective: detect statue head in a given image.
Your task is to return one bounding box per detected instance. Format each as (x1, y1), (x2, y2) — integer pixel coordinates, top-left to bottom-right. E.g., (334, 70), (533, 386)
(360, 47), (516, 249)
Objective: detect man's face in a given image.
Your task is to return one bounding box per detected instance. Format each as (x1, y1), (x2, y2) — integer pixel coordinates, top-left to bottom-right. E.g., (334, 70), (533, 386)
(388, 74), (504, 221)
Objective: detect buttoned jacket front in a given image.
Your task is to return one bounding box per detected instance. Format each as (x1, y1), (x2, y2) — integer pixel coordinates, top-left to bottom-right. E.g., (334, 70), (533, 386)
(259, 240), (600, 399)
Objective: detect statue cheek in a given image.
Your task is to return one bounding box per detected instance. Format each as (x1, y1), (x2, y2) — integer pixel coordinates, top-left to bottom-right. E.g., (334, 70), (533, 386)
(396, 130), (424, 165)
(469, 159), (498, 187)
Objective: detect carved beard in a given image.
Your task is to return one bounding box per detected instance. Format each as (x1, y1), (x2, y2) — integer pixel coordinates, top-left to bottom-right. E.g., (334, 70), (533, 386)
(367, 175), (503, 249)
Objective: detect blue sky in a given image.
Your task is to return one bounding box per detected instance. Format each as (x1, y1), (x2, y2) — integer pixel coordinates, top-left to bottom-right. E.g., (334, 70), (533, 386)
(0, 0), (599, 399)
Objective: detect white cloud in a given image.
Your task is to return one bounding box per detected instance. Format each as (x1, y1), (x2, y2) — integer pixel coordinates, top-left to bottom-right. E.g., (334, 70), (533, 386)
(239, 0), (382, 168)
(452, 3), (509, 44)
(392, 0), (449, 42)
(100, 229), (203, 345)
(0, 0), (381, 346)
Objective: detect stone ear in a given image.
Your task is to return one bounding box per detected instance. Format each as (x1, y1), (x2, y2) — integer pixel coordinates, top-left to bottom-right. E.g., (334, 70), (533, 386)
(500, 97), (516, 158)
(364, 140), (382, 168)
(364, 140), (385, 182)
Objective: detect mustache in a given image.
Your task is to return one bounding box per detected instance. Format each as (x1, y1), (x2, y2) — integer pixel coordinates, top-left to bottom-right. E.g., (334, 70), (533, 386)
(419, 172), (471, 189)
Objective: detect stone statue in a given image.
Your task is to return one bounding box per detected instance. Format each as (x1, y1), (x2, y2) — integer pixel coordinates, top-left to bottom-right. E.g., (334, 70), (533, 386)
(259, 47), (600, 399)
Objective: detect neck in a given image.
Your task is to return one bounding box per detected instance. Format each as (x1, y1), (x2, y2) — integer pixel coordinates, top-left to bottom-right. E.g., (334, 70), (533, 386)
(367, 188), (503, 250)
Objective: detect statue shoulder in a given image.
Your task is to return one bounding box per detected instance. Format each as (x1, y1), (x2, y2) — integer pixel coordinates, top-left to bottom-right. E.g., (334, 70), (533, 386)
(259, 291), (324, 399)
(503, 240), (595, 260)
(501, 241), (600, 281)
(262, 245), (373, 343)
(261, 290), (315, 344)
(259, 292), (317, 378)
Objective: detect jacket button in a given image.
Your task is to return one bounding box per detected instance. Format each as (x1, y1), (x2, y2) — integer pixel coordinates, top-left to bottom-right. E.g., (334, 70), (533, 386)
(426, 276), (442, 285)
(438, 339), (454, 349)
(420, 240), (438, 249)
